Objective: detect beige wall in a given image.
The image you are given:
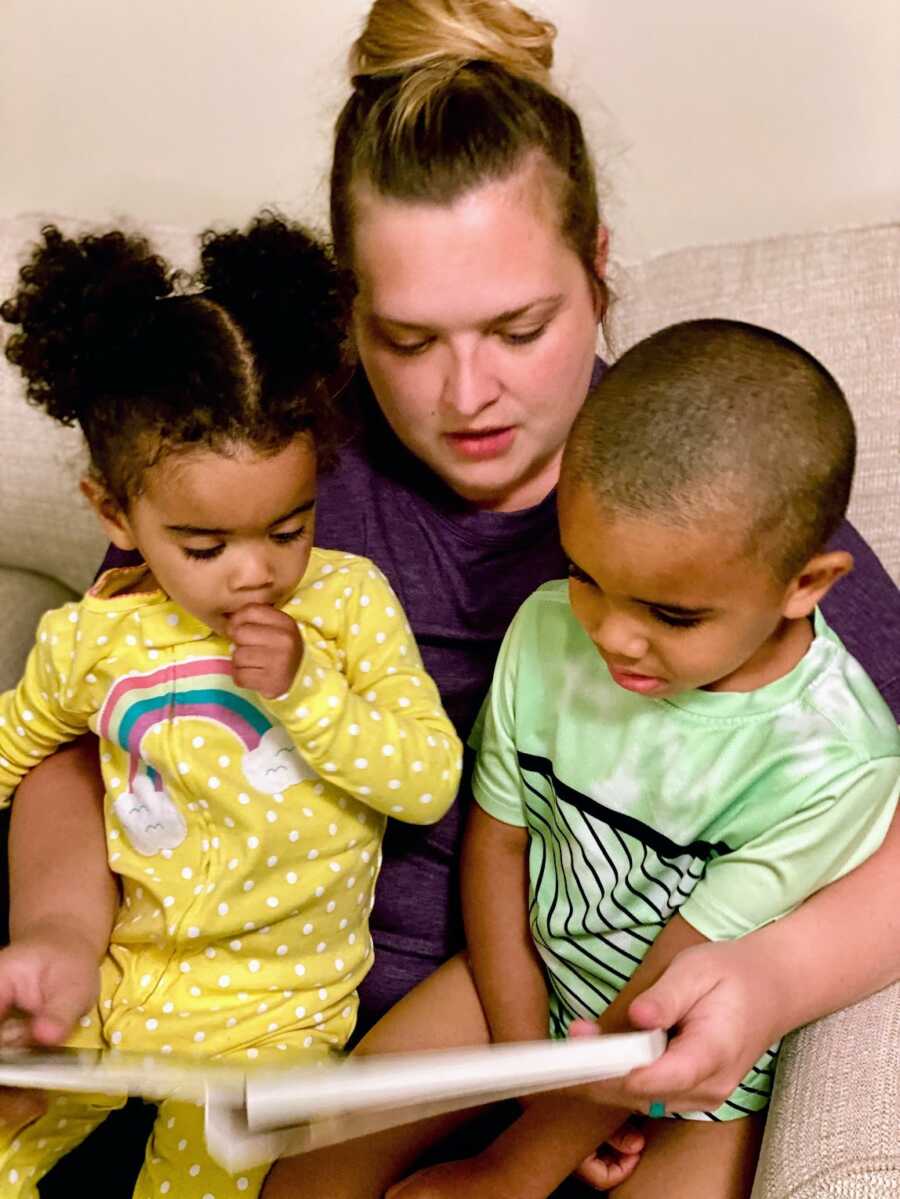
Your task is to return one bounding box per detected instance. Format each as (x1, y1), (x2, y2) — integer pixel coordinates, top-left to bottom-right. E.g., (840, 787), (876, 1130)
(2, 0), (898, 264)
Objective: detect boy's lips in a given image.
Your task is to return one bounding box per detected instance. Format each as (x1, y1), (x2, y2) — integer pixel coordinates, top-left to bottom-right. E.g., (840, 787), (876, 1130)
(444, 426), (516, 460)
(607, 664), (668, 695)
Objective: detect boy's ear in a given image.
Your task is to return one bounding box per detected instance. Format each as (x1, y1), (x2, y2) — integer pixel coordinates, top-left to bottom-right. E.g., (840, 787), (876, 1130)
(782, 550), (854, 619)
(80, 478), (137, 551)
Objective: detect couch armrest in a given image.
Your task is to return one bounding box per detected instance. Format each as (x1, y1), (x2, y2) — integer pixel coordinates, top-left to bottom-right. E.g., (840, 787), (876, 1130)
(752, 981), (900, 1198)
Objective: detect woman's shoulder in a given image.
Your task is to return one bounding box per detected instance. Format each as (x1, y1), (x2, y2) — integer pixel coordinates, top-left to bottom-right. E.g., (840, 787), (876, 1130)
(821, 519), (900, 718)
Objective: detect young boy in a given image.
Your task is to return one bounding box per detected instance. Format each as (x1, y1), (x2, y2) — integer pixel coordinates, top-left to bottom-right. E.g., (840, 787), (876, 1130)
(392, 320), (900, 1199)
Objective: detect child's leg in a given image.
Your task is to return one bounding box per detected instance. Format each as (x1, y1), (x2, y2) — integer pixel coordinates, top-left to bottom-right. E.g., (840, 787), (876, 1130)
(0, 1088), (125, 1198)
(134, 1098), (269, 1199)
(610, 1113), (765, 1199)
(262, 952), (492, 1199)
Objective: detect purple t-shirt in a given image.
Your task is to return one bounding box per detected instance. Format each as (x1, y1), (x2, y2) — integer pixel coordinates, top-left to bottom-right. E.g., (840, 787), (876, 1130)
(102, 369), (900, 1032)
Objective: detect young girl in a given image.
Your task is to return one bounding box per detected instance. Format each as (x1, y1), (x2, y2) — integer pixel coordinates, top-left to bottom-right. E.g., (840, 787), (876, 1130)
(0, 214), (461, 1198)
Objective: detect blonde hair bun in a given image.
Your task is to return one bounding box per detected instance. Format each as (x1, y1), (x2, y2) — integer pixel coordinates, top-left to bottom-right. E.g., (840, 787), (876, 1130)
(351, 0), (557, 90)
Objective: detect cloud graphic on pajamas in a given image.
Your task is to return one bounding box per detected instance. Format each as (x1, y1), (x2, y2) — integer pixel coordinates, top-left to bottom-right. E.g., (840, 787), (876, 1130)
(242, 727), (317, 795)
(113, 772), (188, 856)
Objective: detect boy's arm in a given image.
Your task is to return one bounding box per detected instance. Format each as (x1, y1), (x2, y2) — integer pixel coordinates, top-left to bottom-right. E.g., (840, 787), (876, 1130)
(1, 737), (116, 1044)
(461, 805), (548, 1044)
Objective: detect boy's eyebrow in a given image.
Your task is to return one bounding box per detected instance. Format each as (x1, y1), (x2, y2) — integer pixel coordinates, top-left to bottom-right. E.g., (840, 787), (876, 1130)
(372, 294), (564, 332)
(633, 598), (716, 617)
(166, 498), (315, 537)
(562, 547), (715, 617)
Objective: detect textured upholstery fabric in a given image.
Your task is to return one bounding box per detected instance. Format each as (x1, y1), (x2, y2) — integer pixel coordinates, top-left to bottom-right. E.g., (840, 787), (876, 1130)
(752, 982), (900, 1199)
(608, 224), (900, 582)
(0, 566), (76, 691)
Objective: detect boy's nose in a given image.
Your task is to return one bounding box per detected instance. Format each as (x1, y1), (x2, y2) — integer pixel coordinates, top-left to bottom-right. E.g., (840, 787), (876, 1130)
(593, 614), (649, 662)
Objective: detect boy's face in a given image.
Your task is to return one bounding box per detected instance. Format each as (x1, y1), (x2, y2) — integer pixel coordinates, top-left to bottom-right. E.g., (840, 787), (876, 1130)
(557, 482), (800, 698)
(96, 437), (317, 636)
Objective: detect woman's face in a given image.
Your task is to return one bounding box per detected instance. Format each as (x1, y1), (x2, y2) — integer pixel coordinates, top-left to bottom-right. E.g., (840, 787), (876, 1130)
(350, 159), (604, 511)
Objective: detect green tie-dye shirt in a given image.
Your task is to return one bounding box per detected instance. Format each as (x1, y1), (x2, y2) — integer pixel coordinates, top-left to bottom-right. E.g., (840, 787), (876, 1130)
(472, 581), (899, 1120)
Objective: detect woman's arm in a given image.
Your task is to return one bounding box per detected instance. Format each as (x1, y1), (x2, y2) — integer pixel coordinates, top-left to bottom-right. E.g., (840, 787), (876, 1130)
(0, 737), (116, 1044)
(611, 805), (900, 1111)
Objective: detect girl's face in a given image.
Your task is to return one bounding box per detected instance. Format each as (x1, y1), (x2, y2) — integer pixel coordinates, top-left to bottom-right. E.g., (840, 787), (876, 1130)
(351, 158), (605, 512)
(93, 437), (318, 635)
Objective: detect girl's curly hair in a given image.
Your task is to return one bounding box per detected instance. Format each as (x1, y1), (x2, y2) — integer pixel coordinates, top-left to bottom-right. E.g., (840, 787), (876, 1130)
(1, 213), (350, 505)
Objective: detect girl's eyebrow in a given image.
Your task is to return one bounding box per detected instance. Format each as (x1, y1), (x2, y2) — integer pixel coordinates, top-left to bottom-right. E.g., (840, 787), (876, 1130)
(165, 498), (315, 537)
(373, 293), (564, 332)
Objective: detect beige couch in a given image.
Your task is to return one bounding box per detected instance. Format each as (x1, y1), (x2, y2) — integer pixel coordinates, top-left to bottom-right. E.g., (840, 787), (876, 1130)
(1, 212), (898, 1196)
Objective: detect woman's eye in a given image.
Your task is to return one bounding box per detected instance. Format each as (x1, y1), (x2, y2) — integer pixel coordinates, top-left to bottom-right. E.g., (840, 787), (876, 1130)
(501, 324), (548, 346)
(271, 526), (308, 545)
(650, 608), (702, 630)
(183, 545), (224, 561)
(381, 333), (434, 357)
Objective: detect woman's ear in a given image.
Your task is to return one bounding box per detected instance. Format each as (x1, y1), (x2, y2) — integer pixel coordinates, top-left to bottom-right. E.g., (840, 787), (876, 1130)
(594, 225), (610, 281)
(782, 550), (854, 619)
(80, 478), (137, 551)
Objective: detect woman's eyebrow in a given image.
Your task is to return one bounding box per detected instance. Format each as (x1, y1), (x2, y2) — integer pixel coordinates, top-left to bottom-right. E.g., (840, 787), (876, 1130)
(372, 293), (564, 331)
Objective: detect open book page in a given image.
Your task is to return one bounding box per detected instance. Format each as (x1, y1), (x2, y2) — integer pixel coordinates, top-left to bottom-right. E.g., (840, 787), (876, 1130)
(0, 1030), (666, 1172)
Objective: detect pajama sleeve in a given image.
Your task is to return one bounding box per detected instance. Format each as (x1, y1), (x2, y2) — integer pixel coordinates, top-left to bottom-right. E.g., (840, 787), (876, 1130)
(262, 559), (462, 825)
(0, 604), (93, 801)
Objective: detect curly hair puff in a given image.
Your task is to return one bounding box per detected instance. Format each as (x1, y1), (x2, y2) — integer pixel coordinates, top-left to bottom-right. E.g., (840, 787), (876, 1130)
(1, 213), (351, 506)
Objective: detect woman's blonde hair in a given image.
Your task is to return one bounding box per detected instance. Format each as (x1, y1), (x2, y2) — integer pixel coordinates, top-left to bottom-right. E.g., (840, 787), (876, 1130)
(331, 0), (607, 309)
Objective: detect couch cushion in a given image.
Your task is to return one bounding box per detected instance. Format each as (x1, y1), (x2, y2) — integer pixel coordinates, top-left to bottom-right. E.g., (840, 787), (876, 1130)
(607, 224), (900, 582)
(0, 566), (77, 692)
(0, 212), (196, 596)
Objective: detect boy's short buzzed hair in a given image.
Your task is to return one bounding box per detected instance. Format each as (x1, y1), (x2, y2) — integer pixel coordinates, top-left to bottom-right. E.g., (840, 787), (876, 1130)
(562, 319), (856, 580)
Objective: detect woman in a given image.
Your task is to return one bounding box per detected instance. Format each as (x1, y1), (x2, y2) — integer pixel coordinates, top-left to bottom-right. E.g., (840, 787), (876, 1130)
(12, 0), (899, 1195)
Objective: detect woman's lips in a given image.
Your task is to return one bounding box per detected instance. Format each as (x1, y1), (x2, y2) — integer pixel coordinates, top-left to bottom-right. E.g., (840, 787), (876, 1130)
(444, 426), (515, 460)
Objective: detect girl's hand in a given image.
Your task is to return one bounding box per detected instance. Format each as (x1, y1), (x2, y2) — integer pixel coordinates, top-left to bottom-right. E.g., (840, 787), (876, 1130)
(573, 1119), (645, 1190)
(0, 925), (100, 1047)
(228, 605), (304, 698)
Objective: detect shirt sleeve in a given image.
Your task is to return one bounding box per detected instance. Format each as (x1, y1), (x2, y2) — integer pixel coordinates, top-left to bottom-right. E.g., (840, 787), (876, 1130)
(263, 564), (462, 826)
(470, 603), (530, 828)
(680, 754), (900, 941)
(0, 604), (93, 801)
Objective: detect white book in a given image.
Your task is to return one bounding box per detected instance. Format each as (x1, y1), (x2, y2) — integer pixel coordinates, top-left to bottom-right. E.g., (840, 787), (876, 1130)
(0, 1030), (666, 1173)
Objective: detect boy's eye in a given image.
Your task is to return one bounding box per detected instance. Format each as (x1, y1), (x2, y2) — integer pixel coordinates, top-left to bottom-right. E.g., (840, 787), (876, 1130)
(501, 323), (548, 346)
(183, 545), (224, 561)
(271, 526), (308, 545)
(650, 608), (702, 630)
(566, 560), (594, 586)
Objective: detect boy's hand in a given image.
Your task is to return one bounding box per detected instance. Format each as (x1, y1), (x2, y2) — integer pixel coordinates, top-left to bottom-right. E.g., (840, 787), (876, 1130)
(0, 927), (100, 1047)
(228, 605), (304, 699)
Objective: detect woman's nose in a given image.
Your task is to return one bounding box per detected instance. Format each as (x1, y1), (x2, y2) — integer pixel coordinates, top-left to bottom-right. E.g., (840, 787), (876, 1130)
(442, 345), (498, 417)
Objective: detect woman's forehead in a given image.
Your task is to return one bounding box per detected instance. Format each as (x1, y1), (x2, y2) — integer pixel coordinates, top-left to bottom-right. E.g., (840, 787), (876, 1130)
(351, 170), (582, 325)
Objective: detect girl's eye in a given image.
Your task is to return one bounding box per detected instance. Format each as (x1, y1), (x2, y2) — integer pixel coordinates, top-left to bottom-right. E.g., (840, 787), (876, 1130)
(271, 526), (308, 545)
(183, 545), (224, 561)
(566, 560), (594, 586)
(501, 324), (548, 346)
(650, 608), (702, 630)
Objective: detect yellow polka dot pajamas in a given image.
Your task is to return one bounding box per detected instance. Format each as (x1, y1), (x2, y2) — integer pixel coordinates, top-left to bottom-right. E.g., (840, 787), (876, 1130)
(0, 548), (462, 1197)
